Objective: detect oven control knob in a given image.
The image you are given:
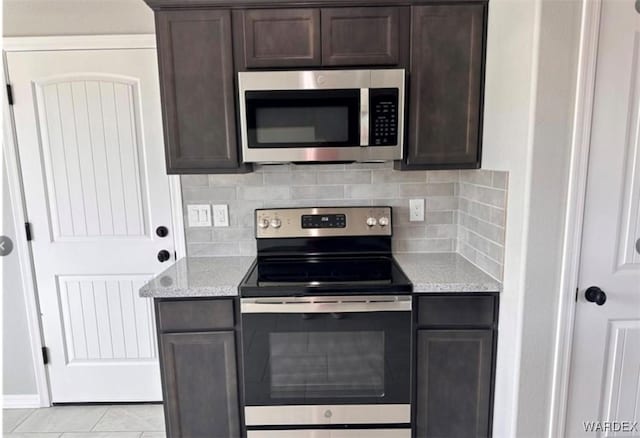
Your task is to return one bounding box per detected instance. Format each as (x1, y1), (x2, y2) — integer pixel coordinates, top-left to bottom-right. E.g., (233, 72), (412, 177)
(378, 217), (390, 227)
(258, 219), (270, 229)
(270, 218), (282, 229)
(366, 217), (377, 227)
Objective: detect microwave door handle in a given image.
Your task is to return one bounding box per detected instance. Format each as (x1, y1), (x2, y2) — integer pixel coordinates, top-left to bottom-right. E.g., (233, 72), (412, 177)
(360, 88), (369, 146)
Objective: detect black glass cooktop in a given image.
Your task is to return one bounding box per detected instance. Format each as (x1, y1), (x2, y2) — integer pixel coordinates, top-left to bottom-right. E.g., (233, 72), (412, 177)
(240, 255), (412, 297)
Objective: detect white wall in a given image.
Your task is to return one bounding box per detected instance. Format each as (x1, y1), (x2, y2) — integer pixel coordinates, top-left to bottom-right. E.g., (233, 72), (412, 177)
(483, 0), (582, 436)
(482, 1), (539, 435)
(2, 157), (38, 397)
(3, 0), (154, 37)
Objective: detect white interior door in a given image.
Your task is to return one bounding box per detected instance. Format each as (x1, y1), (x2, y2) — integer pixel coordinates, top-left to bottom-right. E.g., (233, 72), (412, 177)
(7, 48), (175, 402)
(566, 1), (640, 436)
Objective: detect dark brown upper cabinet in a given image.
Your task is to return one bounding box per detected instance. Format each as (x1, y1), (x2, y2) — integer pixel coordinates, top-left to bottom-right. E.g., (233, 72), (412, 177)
(234, 9), (321, 69)
(321, 7), (408, 67)
(234, 7), (408, 70)
(397, 4), (486, 170)
(155, 10), (249, 174)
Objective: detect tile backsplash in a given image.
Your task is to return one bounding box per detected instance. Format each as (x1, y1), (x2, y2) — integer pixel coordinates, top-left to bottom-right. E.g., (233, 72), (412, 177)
(180, 163), (507, 280)
(457, 170), (508, 280)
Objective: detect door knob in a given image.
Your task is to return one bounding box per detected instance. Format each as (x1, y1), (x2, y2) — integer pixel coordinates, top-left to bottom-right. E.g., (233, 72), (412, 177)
(156, 226), (169, 238)
(157, 250), (171, 263)
(585, 286), (607, 305)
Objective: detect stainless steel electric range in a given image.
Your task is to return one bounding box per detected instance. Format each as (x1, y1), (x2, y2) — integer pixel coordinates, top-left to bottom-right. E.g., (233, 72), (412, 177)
(239, 206), (413, 438)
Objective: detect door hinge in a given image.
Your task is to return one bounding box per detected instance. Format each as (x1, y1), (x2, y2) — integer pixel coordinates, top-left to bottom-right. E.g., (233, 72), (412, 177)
(25, 222), (33, 241)
(6, 84), (14, 106)
(174, 251), (177, 260)
(42, 346), (49, 365)
(575, 287), (579, 302)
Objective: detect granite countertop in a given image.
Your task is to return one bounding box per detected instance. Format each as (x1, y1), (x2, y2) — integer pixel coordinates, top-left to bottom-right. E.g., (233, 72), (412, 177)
(139, 256), (255, 298)
(394, 253), (501, 293)
(140, 253), (501, 298)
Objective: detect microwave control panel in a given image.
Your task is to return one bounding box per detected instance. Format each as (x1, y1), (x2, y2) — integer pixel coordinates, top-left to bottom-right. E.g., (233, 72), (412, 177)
(370, 88), (399, 146)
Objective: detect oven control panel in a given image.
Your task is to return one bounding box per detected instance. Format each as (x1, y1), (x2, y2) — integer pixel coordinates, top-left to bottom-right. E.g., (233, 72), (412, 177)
(256, 207), (392, 238)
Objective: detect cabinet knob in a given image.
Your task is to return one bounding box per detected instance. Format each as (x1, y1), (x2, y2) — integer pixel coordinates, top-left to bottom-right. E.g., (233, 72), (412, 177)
(156, 226), (169, 238)
(157, 250), (171, 263)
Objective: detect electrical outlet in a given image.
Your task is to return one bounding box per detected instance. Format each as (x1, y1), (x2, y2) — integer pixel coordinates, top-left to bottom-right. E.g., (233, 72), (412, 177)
(187, 204), (212, 227)
(213, 204), (229, 227)
(409, 199), (425, 222)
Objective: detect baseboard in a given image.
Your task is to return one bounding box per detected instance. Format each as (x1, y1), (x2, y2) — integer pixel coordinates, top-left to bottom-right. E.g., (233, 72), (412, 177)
(3, 394), (41, 408)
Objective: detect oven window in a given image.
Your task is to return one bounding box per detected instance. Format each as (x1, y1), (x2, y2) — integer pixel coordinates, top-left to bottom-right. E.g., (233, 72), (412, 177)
(245, 89), (361, 148)
(269, 331), (385, 399)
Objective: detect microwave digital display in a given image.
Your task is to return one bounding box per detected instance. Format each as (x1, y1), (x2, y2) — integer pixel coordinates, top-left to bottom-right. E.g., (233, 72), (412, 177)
(301, 214), (346, 229)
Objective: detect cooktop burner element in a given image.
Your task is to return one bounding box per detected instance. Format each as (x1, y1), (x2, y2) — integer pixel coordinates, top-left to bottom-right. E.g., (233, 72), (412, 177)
(240, 207), (412, 297)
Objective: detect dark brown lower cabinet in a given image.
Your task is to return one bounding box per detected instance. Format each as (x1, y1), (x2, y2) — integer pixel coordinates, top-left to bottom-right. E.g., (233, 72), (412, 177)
(415, 330), (493, 438)
(414, 294), (498, 438)
(156, 299), (242, 438)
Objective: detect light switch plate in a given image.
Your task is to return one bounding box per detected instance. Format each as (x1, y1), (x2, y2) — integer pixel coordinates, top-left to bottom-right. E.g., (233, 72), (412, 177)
(213, 204), (229, 227)
(409, 199), (425, 222)
(187, 204), (212, 227)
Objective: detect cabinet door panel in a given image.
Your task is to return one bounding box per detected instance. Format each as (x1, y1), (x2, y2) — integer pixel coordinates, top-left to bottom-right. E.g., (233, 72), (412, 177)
(321, 7), (406, 66)
(416, 329), (493, 438)
(161, 331), (240, 438)
(238, 9), (321, 68)
(405, 5), (485, 168)
(156, 10), (242, 173)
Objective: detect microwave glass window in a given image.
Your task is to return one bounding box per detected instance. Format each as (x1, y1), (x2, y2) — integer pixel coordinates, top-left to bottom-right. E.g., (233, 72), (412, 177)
(269, 331), (385, 399)
(255, 106), (349, 144)
(246, 89), (360, 148)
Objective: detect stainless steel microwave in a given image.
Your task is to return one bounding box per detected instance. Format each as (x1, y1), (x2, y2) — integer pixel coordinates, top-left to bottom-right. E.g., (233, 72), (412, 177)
(238, 69), (405, 163)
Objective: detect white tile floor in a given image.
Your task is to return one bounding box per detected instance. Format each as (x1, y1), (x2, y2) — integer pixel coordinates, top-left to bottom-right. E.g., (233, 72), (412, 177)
(3, 405), (165, 438)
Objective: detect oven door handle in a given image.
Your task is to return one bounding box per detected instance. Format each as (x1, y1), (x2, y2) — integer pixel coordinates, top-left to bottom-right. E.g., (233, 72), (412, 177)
(240, 296), (411, 314)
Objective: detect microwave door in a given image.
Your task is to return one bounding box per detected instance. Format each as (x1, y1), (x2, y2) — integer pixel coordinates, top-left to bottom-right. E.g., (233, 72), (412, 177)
(245, 89), (362, 150)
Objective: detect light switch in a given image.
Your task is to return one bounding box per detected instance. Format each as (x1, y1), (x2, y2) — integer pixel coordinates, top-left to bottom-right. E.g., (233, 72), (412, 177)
(187, 204), (212, 227)
(213, 204), (229, 227)
(409, 199), (425, 222)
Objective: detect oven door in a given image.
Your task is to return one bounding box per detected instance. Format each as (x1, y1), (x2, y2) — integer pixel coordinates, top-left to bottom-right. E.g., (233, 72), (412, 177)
(240, 296), (411, 426)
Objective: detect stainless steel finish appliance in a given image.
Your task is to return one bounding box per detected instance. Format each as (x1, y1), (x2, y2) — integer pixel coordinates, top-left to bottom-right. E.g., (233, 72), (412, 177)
(238, 70), (405, 163)
(247, 430), (411, 438)
(239, 206), (412, 435)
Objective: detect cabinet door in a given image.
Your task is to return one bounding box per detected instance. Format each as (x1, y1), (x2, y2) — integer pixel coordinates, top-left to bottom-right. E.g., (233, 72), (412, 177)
(403, 5), (485, 169)
(156, 10), (245, 173)
(236, 9), (321, 68)
(160, 331), (241, 438)
(321, 7), (408, 67)
(416, 329), (493, 438)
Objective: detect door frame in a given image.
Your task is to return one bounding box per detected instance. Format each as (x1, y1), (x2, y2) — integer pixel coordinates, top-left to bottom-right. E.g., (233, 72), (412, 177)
(548, 0), (603, 436)
(2, 34), (187, 408)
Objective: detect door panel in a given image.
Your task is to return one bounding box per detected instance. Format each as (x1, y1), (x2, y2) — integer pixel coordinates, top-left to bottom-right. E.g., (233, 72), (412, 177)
(321, 7), (406, 67)
(415, 329), (493, 438)
(161, 331), (241, 438)
(7, 49), (175, 402)
(58, 276), (156, 362)
(235, 9), (321, 68)
(35, 76), (148, 239)
(404, 4), (484, 168)
(566, 1), (640, 435)
(156, 10), (244, 172)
